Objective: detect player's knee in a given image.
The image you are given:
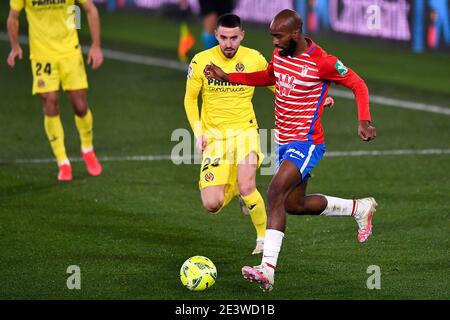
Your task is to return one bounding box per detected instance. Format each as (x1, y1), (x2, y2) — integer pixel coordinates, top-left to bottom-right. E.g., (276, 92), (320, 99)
(238, 181), (256, 197)
(202, 197), (224, 214)
(203, 202), (222, 214)
(68, 92), (88, 117)
(74, 108), (87, 117)
(201, 187), (225, 214)
(72, 101), (88, 117)
(41, 94), (59, 116)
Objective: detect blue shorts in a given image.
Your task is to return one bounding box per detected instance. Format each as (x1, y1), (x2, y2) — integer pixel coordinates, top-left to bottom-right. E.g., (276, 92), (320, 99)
(276, 141), (325, 181)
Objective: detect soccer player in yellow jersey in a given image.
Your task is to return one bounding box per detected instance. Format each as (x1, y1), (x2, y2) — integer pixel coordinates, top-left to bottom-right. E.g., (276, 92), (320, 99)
(184, 14), (270, 255)
(7, 0), (103, 181)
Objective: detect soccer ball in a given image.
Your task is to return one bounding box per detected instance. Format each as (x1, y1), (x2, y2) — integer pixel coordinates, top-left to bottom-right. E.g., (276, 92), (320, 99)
(180, 256), (217, 291)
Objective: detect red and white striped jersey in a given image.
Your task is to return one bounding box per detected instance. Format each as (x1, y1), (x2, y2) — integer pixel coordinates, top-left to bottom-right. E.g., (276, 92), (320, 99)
(272, 48), (326, 144)
(229, 38), (371, 145)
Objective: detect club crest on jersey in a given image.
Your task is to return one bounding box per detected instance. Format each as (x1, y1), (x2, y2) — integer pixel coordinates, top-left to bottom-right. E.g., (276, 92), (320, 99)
(204, 172), (215, 182)
(279, 73), (296, 96)
(37, 79), (45, 88)
(235, 62), (245, 72)
(300, 65), (309, 77)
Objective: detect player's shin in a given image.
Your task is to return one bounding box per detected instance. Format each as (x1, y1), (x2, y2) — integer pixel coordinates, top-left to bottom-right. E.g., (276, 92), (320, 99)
(241, 189), (267, 240)
(44, 115), (69, 165)
(74, 108), (94, 152)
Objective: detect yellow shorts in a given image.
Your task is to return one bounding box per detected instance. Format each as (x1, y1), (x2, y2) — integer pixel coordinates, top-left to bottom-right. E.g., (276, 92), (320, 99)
(199, 128), (265, 190)
(31, 50), (88, 95)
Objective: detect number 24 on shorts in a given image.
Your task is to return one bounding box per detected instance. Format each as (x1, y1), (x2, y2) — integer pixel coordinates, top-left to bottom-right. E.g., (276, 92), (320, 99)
(202, 157), (220, 172)
(35, 62), (51, 76)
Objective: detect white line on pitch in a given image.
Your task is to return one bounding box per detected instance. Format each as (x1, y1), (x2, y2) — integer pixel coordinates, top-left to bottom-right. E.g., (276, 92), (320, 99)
(1, 32), (449, 116)
(1, 149), (449, 164)
(328, 89), (450, 116)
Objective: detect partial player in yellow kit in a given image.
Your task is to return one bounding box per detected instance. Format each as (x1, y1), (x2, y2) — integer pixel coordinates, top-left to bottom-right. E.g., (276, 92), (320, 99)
(184, 14), (271, 255)
(7, 0), (103, 181)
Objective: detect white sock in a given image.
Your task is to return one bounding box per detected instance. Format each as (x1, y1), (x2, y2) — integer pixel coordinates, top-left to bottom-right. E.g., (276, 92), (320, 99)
(81, 147), (93, 154)
(58, 159), (71, 166)
(261, 229), (284, 276)
(320, 195), (355, 216)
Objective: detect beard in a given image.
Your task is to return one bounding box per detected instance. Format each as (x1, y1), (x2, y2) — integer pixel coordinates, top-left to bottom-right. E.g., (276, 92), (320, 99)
(221, 47), (237, 58)
(224, 49), (236, 58)
(278, 39), (297, 57)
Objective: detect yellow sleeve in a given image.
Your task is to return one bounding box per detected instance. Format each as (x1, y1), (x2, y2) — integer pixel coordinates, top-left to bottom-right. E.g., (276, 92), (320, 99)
(184, 56), (203, 137)
(10, 0), (24, 11)
(77, 0), (88, 4)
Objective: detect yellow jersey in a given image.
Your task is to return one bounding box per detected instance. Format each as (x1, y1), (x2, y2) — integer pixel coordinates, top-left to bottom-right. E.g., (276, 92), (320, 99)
(10, 0), (87, 60)
(184, 45), (269, 139)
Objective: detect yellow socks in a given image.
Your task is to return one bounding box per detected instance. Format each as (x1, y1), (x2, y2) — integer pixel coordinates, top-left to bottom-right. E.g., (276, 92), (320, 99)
(44, 109), (94, 166)
(241, 189), (267, 239)
(75, 109), (94, 152)
(44, 115), (68, 165)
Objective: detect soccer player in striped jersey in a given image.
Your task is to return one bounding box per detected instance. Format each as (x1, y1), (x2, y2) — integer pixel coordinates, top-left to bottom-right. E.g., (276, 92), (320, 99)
(7, 0), (103, 181)
(204, 9), (378, 291)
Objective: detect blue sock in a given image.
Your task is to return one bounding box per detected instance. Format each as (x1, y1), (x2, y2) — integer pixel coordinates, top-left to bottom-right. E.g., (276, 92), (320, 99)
(202, 32), (218, 49)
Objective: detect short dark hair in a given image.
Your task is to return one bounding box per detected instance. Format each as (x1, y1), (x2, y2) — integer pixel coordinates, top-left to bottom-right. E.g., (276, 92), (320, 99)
(216, 14), (242, 29)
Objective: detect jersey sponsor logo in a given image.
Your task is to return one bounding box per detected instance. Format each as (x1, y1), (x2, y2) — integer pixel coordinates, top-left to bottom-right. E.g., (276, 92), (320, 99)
(235, 62), (245, 72)
(208, 86), (245, 93)
(204, 172), (215, 182)
(278, 73), (296, 96)
(207, 79), (240, 87)
(335, 60), (348, 77)
(32, 0), (66, 6)
(207, 78), (245, 93)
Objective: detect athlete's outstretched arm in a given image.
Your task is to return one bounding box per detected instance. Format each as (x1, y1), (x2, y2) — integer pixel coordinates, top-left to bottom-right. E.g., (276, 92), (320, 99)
(230, 61), (277, 86)
(81, 0), (104, 70)
(6, 9), (22, 68)
(204, 62), (277, 87)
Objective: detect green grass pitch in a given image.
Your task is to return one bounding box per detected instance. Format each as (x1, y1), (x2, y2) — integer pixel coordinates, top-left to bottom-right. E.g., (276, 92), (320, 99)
(0, 6), (449, 299)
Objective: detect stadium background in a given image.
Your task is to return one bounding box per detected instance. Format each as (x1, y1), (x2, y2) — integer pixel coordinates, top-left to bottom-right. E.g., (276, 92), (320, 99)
(0, 0), (449, 299)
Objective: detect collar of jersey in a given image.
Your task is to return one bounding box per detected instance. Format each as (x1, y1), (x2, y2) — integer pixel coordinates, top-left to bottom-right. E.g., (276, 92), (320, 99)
(281, 37), (316, 58)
